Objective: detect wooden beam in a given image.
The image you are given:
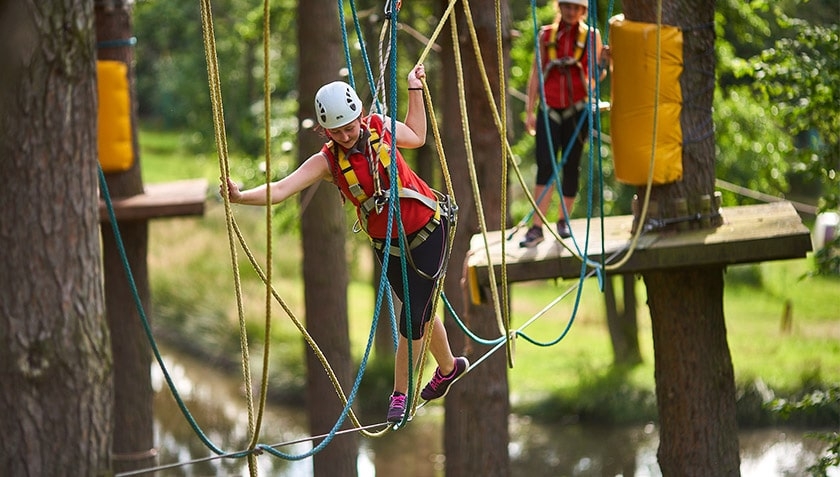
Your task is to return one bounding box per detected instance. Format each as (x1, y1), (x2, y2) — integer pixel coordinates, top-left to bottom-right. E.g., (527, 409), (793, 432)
(99, 178), (208, 223)
(468, 201), (813, 287)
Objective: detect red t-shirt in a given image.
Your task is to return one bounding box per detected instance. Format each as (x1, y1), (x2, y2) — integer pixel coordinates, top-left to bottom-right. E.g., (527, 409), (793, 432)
(322, 114), (435, 240)
(539, 20), (592, 109)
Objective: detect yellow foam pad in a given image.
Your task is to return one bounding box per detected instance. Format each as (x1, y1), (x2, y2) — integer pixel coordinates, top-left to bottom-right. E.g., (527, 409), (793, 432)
(97, 60), (134, 173)
(609, 16), (683, 186)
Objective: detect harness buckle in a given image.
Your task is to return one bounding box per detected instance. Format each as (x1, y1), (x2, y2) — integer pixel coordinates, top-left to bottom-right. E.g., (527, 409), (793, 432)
(372, 192), (388, 215)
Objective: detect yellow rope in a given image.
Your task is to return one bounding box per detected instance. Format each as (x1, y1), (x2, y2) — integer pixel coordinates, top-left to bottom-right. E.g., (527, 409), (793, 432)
(197, 1), (257, 474)
(415, 0), (459, 65)
(455, 0), (513, 359)
(246, 0), (274, 468)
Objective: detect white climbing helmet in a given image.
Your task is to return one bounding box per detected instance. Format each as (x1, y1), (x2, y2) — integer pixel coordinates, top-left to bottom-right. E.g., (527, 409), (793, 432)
(558, 0), (588, 8)
(314, 81), (363, 129)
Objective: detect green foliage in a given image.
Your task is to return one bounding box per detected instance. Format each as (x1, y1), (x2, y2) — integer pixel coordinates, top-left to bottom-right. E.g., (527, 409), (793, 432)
(739, 9), (840, 275)
(769, 385), (840, 476)
(134, 0), (299, 156)
(749, 14), (839, 212)
(713, 86), (794, 207)
(714, 1), (839, 280)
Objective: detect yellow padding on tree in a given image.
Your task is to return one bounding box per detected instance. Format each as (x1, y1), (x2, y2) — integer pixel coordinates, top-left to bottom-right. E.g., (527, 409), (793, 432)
(97, 60), (134, 173)
(610, 16), (683, 186)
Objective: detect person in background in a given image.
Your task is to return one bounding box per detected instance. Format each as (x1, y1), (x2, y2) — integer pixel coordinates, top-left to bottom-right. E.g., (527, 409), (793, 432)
(520, 0), (607, 247)
(221, 64), (468, 424)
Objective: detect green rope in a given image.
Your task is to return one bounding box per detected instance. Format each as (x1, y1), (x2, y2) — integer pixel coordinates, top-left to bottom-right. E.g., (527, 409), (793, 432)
(98, 168), (248, 460)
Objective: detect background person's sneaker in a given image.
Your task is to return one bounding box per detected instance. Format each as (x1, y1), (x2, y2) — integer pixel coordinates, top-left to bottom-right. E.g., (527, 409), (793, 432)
(519, 225), (544, 248)
(421, 357), (469, 401)
(556, 220), (571, 239)
(387, 392), (406, 423)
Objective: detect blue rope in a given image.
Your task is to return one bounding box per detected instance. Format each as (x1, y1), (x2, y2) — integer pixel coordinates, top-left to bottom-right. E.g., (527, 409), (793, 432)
(97, 36), (137, 49)
(251, 1), (417, 457)
(337, 1), (355, 90)
(98, 168), (248, 459)
(383, 3), (419, 429)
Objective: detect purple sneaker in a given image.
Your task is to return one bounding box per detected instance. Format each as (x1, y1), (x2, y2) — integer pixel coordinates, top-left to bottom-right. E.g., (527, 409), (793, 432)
(519, 225), (544, 248)
(387, 392), (406, 423)
(421, 357), (469, 401)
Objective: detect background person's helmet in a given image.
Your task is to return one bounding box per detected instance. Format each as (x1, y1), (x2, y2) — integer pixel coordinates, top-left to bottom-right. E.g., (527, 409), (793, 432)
(314, 81), (362, 129)
(558, 0), (588, 7)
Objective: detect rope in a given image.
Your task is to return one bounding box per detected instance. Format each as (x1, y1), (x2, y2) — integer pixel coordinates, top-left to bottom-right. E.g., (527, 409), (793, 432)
(492, 0), (514, 367)
(113, 0), (679, 472)
(199, 2), (266, 473)
(450, 0), (510, 358)
(202, 0), (392, 461)
(244, 2), (275, 469)
(100, 168), (251, 464)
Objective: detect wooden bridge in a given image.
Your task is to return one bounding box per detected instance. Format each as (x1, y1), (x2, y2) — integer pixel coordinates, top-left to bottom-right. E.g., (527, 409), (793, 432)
(99, 178), (208, 223)
(467, 201), (813, 294)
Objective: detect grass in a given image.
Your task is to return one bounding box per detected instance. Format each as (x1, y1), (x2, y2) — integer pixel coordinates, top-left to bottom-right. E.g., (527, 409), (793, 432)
(139, 127), (840, 425)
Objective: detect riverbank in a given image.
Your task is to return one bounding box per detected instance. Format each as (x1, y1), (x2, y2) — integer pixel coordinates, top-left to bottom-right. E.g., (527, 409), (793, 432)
(150, 344), (837, 477)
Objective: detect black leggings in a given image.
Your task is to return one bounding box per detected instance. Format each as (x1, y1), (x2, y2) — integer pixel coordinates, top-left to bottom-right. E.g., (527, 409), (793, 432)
(375, 218), (448, 339)
(535, 107), (586, 197)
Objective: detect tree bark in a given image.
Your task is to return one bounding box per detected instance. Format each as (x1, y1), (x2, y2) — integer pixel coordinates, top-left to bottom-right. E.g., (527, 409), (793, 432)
(441, 1), (512, 475)
(0, 1), (112, 475)
(95, 2), (156, 473)
(298, 1), (358, 475)
(604, 274), (642, 366)
(621, 0), (741, 474)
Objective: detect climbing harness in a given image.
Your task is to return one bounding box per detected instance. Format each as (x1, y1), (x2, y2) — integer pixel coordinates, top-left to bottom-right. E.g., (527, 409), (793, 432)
(545, 19), (590, 69)
(327, 117), (458, 277)
(542, 20), (592, 127)
(548, 100), (586, 124)
(370, 192), (457, 255)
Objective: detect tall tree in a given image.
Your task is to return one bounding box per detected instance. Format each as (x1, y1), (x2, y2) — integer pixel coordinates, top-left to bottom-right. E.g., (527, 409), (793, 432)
(0, 1), (112, 474)
(297, 0), (358, 475)
(95, 2), (156, 473)
(622, 0), (741, 475)
(440, 1), (512, 475)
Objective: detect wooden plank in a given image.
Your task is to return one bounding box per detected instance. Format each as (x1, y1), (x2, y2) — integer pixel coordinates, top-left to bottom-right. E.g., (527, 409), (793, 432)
(99, 178), (208, 223)
(468, 201), (813, 286)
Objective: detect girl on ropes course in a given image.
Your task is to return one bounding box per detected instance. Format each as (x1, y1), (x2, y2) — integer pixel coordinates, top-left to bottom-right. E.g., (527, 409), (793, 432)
(222, 64), (468, 424)
(520, 0), (608, 247)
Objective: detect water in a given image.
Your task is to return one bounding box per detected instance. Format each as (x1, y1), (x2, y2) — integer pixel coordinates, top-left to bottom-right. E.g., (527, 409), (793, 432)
(146, 348), (836, 477)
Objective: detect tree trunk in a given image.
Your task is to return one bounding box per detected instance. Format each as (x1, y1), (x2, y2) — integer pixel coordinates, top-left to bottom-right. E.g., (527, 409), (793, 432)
(622, 0), (741, 474)
(298, 1), (358, 475)
(95, 2), (156, 473)
(0, 1), (112, 475)
(441, 1), (512, 475)
(604, 274), (642, 366)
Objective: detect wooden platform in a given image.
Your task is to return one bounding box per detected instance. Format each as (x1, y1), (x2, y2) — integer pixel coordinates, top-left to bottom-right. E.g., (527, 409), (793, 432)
(467, 201), (813, 287)
(99, 178), (208, 223)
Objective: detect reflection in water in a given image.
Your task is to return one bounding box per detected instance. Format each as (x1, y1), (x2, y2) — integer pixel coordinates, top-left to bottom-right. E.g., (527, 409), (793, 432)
(149, 348), (835, 476)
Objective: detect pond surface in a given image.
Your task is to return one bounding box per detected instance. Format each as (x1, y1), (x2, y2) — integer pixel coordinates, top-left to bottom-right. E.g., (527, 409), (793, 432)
(145, 347), (836, 477)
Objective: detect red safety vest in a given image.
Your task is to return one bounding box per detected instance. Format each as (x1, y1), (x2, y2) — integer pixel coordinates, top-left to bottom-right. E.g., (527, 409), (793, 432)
(322, 114), (436, 240)
(540, 20), (592, 110)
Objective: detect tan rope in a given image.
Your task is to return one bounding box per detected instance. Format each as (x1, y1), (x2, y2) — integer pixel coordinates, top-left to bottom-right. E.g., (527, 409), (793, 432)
(245, 0), (274, 469)
(197, 1), (257, 474)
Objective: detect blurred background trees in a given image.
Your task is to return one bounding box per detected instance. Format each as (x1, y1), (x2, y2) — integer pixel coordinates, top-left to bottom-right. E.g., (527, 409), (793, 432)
(133, 0), (837, 245)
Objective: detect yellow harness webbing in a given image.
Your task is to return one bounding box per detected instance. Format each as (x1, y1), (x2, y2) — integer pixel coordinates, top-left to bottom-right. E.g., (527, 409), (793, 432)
(334, 126), (439, 226)
(546, 20), (589, 64)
